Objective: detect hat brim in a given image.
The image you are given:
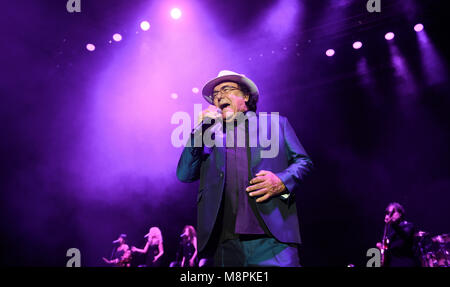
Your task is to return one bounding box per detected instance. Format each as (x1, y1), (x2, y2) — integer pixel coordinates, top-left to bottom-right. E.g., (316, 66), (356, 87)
(202, 74), (259, 104)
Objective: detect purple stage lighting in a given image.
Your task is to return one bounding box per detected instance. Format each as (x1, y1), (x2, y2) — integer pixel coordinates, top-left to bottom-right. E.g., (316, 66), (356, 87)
(170, 8), (182, 19)
(353, 41), (362, 49)
(171, 93), (178, 99)
(385, 32), (395, 41)
(414, 23), (424, 32)
(86, 44), (95, 51)
(192, 88), (199, 94)
(140, 21), (151, 31)
(326, 49), (335, 57)
(113, 33), (122, 42)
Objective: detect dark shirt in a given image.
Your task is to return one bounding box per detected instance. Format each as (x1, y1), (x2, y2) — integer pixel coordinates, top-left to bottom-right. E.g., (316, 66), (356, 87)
(181, 240), (196, 259)
(113, 246), (132, 267)
(219, 118), (268, 243)
(145, 243), (160, 266)
(385, 220), (420, 267)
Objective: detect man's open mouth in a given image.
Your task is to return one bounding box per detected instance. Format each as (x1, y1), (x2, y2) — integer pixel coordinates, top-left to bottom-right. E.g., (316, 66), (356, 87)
(219, 103), (231, 110)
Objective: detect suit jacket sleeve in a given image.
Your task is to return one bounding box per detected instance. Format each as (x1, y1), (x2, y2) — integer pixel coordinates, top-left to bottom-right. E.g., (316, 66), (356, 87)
(176, 130), (203, 183)
(275, 117), (313, 196)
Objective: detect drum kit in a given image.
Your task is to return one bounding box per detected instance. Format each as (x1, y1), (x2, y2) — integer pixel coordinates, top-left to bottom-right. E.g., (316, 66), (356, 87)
(415, 232), (450, 267)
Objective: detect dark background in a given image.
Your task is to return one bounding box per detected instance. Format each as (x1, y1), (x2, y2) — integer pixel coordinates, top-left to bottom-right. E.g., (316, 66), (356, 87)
(1, 0), (449, 266)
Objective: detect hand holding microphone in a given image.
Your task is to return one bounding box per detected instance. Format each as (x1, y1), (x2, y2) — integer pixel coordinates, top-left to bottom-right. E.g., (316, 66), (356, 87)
(384, 209), (399, 224)
(198, 105), (222, 123)
(385, 211), (393, 223)
(193, 105), (222, 134)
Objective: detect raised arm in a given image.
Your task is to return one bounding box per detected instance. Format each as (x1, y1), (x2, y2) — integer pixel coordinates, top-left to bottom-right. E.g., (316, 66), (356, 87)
(132, 241), (150, 254)
(176, 131), (204, 182)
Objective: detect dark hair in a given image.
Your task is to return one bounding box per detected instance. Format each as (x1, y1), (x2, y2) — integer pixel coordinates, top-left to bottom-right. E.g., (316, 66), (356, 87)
(386, 202), (405, 218)
(238, 83), (257, 112)
(183, 225), (197, 243)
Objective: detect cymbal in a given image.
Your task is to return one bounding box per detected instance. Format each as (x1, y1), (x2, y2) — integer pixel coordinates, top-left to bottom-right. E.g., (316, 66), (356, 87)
(432, 234), (450, 243)
(415, 231), (429, 237)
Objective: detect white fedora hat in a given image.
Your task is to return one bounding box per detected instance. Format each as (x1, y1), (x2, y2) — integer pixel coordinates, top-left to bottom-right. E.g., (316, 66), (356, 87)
(201, 70), (259, 104)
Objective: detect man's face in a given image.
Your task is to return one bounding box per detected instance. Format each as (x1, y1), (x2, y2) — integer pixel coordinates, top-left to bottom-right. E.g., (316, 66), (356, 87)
(212, 81), (249, 121)
(385, 206), (401, 223)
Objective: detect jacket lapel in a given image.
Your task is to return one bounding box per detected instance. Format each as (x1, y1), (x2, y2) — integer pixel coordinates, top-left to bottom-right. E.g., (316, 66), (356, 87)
(247, 113), (262, 172)
(211, 122), (225, 172)
(211, 113), (262, 174)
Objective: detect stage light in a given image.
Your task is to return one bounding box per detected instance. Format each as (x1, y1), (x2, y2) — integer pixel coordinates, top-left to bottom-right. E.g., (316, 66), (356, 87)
(326, 49), (335, 57)
(140, 21), (151, 31)
(113, 33), (122, 42)
(170, 8), (182, 19)
(353, 41), (362, 49)
(414, 23), (424, 32)
(192, 88), (199, 94)
(388, 44), (416, 96)
(385, 32), (395, 41)
(416, 24), (447, 86)
(171, 93), (178, 99)
(86, 44), (95, 51)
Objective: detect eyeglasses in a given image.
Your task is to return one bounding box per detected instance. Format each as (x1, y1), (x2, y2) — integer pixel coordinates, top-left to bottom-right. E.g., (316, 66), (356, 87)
(212, 85), (240, 98)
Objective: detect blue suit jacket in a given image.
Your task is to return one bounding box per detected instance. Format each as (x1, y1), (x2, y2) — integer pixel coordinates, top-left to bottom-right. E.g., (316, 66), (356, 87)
(176, 113), (312, 252)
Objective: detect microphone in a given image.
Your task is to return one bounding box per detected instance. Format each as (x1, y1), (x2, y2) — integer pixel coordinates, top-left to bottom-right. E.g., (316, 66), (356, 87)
(180, 233), (188, 238)
(192, 108), (222, 134)
(112, 239), (120, 244)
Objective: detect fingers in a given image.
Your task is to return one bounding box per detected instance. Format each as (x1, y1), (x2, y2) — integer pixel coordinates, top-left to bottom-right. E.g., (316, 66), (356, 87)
(207, 104), (218, 110)
(246, 181), (266, 192)
(247, 170), (281, 203)
(198, 106), (221, 122)
(255, 170), (269, 176)
(249, 175), (265, 185)
(256, 193), (271, 203)
(248, 188), (268, 197)
(205, 105), (220, 116)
